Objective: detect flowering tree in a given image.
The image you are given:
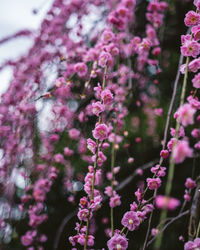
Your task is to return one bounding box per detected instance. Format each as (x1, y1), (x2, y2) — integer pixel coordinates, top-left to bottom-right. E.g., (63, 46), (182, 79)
(0, 0), (200, 249)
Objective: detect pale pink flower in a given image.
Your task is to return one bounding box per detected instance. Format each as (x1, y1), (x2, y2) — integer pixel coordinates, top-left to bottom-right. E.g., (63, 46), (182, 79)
(155, 195), (180, 210)
(175, 103), (196, 127)
(69, 128), (80, 140)
(173, 139), (193, 164)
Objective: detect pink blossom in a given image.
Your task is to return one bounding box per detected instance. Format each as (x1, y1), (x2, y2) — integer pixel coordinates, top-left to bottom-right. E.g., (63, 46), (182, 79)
(102, 29), (115, 43)
(191, 128), (200, 138)
(184, 190), (191, 202)
(154, 108), (163, 116)
(175, 103), (196, 126)
(109, 193), (121, 208)
(155, 195), (180, 210)
(92, 151), (107, 166)
(185, 178), (196, 189)
(121, 211), (140, 231)
(64, 147), (74, 156)
(74, 62), (88, 77)
(69, 128), (80, 140)
(167, 138), (177, 152)
(194, 0), (200, 11)
(160, 149), (169, 159)
(173, 139), (193, 164)
(151, 165), (166, 177)
(92, 101), (105, 116)
(184, 238), (200, 250)
(192, 72), (200, 88)
(77, 234), (94, 246)
(92, 123), (109, 141)
(77, 209), (91, 222)
(188, 58), (200, 72)
(98, 51), (112, 68)
(184, 11), (200, 27)
(101, 89), (113, 106)
(192, 25), (200, 41)
(128, 157), (134, 164)
(194, 141), (200, 150)
(87, 138), (97, 154)
(107, 233), (128, 250)
(147, 178), (161, 190)
(181, 35), (200, 58)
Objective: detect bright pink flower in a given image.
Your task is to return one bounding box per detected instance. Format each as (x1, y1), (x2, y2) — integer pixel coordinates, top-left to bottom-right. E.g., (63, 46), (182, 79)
(21, 231), (34, 246)
(77, 209), (91, 222)
(147, 178), (161, 190)
(107, 233), (128, 250)
(92, 151), (107, 166)
(184, 238), (200, 250)
(160, 149), (169, 158)
(74, 62), (88, 77)
(101, 89), (113, 106)
(185, 178), (196, 189)
(173, 139), (193, 164)
(181, 35), (200, 58)
(155, 195), (180, 210)
(92, 101), (105, 116)
(192, 72), (200, 88)
(192, 25), (200, 41)
(121, 211), (140, 231)
(175, 103), (196, 127)
(184, 11), (200, 27)
(92, 123), (109, 141)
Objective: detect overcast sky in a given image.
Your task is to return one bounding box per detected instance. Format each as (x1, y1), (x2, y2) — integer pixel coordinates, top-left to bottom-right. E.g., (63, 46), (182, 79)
(0, 0), (53, 95)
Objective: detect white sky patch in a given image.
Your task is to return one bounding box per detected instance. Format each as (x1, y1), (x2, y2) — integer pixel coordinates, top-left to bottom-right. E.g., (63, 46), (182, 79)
(0, 0), (54, 96)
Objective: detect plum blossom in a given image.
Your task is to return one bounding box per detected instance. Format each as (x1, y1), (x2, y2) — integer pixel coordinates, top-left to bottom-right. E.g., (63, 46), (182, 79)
(121, 211), (140, 231)
(107, 233), (128, 250)
(172, 139), (193, 164)
(175, 103), (196, 127)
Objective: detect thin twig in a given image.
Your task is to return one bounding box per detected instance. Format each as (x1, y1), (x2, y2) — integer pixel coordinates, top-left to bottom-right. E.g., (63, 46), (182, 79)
(147, 210), (189, 247)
